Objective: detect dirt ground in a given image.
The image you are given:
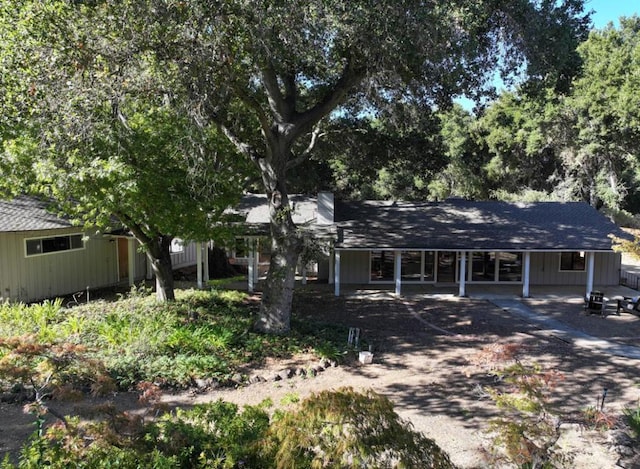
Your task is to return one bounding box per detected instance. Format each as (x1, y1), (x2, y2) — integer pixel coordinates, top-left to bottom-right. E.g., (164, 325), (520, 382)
(2, 286), (640, 468)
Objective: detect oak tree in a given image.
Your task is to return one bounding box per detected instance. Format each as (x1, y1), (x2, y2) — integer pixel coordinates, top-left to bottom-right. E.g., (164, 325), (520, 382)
(2, 0), (590, 331)
(147, 0), (589, 333)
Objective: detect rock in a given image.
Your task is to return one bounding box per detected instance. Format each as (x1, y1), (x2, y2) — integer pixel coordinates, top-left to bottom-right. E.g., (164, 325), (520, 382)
(295, 367), (306, 377)
(194, 378), (210, 389)
(277, 369), (293, 380)
(307, 368), (316, 377)
(319, 358), (330, 369)
(230, 373), (244, 384)
(613, 445), (636, 457)
(249, 374), (265, 384)
(329, 359), (338, 368)
(617, 453), (640, 468)
(608, 430), (635, 448)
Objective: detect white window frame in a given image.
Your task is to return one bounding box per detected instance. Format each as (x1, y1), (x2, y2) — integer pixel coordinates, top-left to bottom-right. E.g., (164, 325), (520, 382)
(25, 233), (85, 258)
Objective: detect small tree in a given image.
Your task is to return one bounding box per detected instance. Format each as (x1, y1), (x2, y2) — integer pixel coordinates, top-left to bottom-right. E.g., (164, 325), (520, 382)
(471, 343), (570, 468)
(0, 1), (251, 301)
(261, 387), (455, 468)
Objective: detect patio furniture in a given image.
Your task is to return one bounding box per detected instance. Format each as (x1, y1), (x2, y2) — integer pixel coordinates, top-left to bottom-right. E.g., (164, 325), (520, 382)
(584, 291), (606, 316)
(616, 296), (640, 316)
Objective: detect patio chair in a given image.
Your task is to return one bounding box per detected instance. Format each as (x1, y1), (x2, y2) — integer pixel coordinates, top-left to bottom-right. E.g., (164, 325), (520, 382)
(584, 291), (606, 316)
(616, 296), (640, 316)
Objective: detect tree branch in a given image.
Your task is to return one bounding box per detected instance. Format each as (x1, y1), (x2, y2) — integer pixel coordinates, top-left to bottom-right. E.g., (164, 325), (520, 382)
(282, 72), (297, 113)
(216, 120), (262, 163)
(292, 58), (366, 138)
(261, 60), (291, 121)
(113, 211), (155, 250)
(286, 125), (324, 170)
(229, 83), (272, 136)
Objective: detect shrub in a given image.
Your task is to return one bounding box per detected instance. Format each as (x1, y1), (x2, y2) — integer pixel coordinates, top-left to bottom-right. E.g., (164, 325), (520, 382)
(5, 389), (453, 469)
(623, 404), (640, 438)
(0, 299), (64, 343)
(472, 343), (571, 468)
(260, 387), (455, 468)
(583, 406), (618, 432)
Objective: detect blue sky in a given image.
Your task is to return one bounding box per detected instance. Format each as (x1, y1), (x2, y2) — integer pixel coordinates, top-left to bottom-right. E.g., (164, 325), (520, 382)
(587, 0), (638, 28)
(456, 1), (639, 109)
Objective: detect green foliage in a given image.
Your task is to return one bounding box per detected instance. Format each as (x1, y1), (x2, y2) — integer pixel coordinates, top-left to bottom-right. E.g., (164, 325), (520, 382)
(260, 387), (455, 468)
(491, 189), (560, 203)
(312, 341), (343, 362)
(280, 393), (300, 405)
(0, 299), (63, 343)
(5, 390), (452, 469)
(602, 207), (640, 229)
(304, 108), (447, 200)
(0, 1), (251, 302)
(432, 105), (490, 200)
(623, 403), (640, 438)
(466, 16), (640, 212)
(0, 288), (347, 391)
(207, 276), (246, 290)
(146, 401), (271, 468)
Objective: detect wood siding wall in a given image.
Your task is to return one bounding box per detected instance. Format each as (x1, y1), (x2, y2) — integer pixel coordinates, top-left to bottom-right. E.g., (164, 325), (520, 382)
(529, 252), (621, 286)
(171, 242), (198, 270)
(0, 229), (118, 303)
(339, 250), (371, 284)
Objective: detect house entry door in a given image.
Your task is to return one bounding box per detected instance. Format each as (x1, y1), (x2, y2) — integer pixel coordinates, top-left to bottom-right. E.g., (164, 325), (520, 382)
(117, 238), (129, 280)
(437, 251), (456, 283)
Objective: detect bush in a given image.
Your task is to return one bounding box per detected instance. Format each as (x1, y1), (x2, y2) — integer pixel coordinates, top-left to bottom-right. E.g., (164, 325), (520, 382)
(4, 389), (453, 469)
(0, 288), (352, 392)
(624, 404), (640, 438)
(260, 387), (455, 468)
(472, 343), (571, 468)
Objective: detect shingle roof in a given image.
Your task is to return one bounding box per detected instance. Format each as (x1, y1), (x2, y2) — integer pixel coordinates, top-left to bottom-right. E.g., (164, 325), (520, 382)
(335, 199), (628, 251)
(232, 194), (319, 225)
(0, 196), (73, 232)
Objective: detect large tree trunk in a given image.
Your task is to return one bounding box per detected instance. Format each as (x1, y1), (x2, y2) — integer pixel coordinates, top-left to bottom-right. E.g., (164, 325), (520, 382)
(254, 187), (303, 334)
(119, 217), (177, 302)
(144, 235), (176, 302)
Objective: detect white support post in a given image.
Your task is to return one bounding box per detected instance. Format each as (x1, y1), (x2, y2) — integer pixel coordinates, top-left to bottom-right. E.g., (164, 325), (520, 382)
(196, 242), (203, 289)
(248, 240), (255, 293)
(127, 238), (136, 287)
(328, 250), (335, 285)
(395, 250), (402, 296)
(586, 251), (595, 298)
(203, 242), (210, 284)
(458, 252), (467, 297)
(522, 251), (531, 298)
(302, 264), (307, 285)
(334, 250), (341, 297)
